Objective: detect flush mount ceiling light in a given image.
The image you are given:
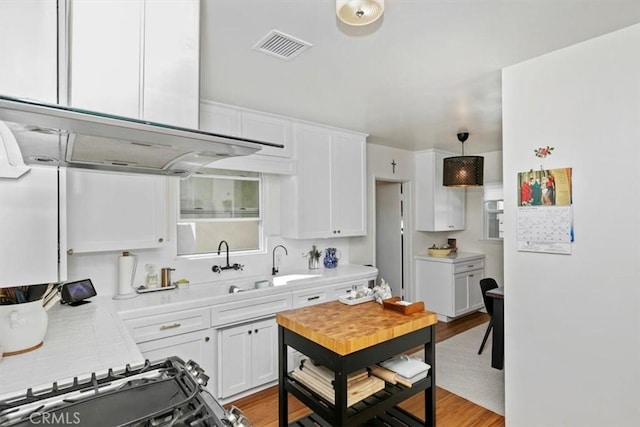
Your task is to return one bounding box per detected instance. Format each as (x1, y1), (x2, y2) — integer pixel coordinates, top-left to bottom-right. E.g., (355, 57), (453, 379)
(443, 132), (484, 187)
(336, 0), (385, 26)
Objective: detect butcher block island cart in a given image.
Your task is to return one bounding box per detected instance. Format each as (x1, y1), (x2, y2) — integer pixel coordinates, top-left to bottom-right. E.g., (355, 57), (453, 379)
(276, 300), (438, 426)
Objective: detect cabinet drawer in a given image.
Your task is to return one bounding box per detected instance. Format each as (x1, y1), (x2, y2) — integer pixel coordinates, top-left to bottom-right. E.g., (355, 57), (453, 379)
(125, 307), (211, 343)
(292, 288), (329, 308)
(454, 259), (484, 274)
(211, 294), (292, 327)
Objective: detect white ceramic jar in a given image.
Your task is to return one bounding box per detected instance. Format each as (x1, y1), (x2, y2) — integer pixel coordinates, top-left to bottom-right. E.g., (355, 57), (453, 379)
(0, 300), (48, 356)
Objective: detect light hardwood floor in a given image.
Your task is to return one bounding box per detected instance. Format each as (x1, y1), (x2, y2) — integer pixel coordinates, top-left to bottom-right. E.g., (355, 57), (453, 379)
(225, 311), (505, 427)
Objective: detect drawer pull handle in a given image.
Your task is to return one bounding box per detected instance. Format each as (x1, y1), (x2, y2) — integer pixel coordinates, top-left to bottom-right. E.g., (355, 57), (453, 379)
(160, 323), (181, 330)
(467, 265), (475, 268)
(307, 296), (320, 301)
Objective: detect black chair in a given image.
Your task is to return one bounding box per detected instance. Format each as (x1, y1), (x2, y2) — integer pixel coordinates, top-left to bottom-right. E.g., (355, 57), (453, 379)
(478, 278), (499, 355)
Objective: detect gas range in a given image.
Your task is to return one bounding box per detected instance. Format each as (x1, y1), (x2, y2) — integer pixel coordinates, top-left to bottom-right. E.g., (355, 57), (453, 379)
(0, 357), (252, 427)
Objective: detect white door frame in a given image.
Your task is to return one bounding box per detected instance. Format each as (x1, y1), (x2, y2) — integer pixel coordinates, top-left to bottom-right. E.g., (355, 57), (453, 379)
(372, 176), (413, 301)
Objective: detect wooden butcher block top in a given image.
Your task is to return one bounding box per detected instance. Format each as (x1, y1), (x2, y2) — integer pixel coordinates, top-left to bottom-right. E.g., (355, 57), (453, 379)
(276, 300), (438, 356)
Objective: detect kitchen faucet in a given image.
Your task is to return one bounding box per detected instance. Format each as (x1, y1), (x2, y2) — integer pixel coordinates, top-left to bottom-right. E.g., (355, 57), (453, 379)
(212, 240), (243, 273)
(272, 245), (288, 275)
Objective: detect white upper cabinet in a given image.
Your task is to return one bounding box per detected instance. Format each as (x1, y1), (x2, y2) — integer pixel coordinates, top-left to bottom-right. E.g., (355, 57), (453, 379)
(65, 0), (199, 253)
(69, 0), (199, 127)
(415, 149), (466, 231)
(199, 101), (293, 174)
(66, 169), (166, 254)
(199, 102), (241, 137)
(141, 0), (199, 127)
(0, 167), (61, 286)
(280, 123), (366, 239)
(0, 0), (57, 102)
(0, 0), (63, 286)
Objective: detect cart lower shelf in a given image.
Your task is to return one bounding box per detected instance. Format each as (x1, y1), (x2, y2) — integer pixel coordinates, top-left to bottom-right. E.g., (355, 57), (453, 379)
(289, 406), (424, 426)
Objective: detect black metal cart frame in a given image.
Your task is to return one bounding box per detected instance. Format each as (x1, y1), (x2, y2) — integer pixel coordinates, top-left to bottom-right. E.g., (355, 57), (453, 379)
(278, 323), (436, 426)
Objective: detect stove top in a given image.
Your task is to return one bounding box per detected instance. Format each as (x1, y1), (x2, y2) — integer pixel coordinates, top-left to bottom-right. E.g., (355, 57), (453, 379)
(0, 357), (250, 427)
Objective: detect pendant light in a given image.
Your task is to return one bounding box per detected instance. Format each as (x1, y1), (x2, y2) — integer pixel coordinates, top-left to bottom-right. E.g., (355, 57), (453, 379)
(443, 132), (484, 187)
(336, 0), (385, 26)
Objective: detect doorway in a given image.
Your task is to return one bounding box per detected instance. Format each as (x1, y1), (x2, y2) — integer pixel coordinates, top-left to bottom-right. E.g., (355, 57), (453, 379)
(375, 180), (406, 298)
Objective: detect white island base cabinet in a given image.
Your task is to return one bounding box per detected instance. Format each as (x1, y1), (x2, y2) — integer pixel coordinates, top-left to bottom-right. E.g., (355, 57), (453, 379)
(415, 253), (485, 322)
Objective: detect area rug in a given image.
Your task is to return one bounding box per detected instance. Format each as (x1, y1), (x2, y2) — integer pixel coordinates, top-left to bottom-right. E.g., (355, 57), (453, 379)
(413, 322), (505, 415)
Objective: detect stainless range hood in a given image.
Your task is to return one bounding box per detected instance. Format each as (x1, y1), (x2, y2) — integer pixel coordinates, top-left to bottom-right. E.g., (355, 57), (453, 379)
(0, 95), (283, 177)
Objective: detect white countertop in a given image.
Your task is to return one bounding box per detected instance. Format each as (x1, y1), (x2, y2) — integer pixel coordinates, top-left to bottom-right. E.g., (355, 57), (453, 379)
(0, 301), (144, 398)
(0, 264), (377, 398)
(414, 251), (485, 263)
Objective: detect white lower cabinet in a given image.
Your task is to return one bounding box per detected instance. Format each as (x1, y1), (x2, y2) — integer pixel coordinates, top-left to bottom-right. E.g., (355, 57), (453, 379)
(137, 329), (214, 380)
(218, 317), (278, 398)
(123, 307), (215, 392)
(415, 253), (485, 321)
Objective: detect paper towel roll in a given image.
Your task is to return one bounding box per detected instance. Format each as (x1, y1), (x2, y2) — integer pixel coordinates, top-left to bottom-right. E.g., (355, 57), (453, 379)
(115, 252), (137, 299)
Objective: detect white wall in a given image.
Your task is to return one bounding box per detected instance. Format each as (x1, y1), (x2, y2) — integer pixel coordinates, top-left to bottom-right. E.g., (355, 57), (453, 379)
(502, 24), (640, 426)
(68, 174), (351, 296)
(350, 143), (415, 265)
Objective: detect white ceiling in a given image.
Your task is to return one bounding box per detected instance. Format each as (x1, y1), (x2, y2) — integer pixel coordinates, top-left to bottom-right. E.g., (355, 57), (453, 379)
(200, 0), (640, 154)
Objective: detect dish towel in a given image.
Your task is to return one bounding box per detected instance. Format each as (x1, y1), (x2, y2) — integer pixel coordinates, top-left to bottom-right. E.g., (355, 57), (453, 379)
(379, 355), (431, 383)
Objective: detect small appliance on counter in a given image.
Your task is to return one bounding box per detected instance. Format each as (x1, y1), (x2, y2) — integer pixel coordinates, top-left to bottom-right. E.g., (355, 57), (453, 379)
(60, 278), (97, 306)
(0, 357), (254, 427)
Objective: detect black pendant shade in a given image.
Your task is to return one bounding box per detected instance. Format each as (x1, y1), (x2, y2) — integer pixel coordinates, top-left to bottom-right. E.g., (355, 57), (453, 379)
(443, 132), (484, 187)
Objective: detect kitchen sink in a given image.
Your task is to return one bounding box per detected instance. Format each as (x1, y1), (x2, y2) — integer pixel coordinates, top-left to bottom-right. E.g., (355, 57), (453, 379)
(272, 274), (321, 287)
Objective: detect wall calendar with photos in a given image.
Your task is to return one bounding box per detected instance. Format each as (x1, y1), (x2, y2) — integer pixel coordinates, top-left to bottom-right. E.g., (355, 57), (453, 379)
(516, 167), (573, 254)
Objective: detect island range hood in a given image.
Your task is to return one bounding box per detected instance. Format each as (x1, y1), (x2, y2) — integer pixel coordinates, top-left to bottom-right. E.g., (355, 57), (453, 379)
(0, 95), (283, 177)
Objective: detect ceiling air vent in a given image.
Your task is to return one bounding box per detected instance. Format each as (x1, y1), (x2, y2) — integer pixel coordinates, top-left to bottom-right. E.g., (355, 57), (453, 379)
(252, 30), (312, 61)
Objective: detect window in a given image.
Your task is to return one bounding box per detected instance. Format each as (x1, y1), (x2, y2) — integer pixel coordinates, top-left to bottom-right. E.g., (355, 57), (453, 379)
(483, 184), (503, 241)
(177, 169), (262, 256)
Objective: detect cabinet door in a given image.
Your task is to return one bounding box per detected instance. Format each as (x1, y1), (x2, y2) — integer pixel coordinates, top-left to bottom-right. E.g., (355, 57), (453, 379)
(143, 0), (199, 128)
(219, 323), (253, 398)
(415, 150), (466, 231)
(66, 169), (166, 253)
(447, 188), (466, 230)
(0, 0), (57, 102)
(0, 167), (60, 286)
(251, 318), (278, 386)
(69, 0), (141, 116)
(453, 269), (484, 316)
(241, 112), (291, 158)
(291, 124), (332, 238)
(453, 273), (470, 316)
(200, 102), (241, 136)
(467, 270), (484, 311)
(138, 329), (214, 392)
(331, 132), (366, 236)
(415, 260), (453, 317)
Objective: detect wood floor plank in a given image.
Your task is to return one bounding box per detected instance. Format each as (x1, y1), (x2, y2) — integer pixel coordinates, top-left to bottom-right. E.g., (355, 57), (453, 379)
(226, 311), (505, 426)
